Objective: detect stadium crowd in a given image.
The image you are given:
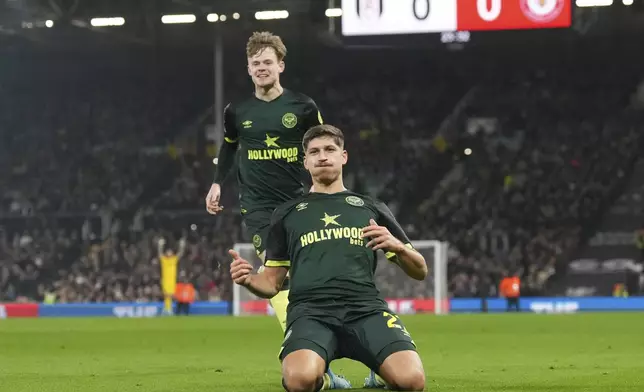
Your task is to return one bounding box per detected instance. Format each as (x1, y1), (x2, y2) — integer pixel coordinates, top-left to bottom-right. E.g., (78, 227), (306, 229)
(413, 64), (644, 298)
(0, 212), (235, 303)
(1, 44), (643, 304)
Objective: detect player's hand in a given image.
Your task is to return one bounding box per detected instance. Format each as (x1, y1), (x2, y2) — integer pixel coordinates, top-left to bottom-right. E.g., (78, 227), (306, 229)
(229, 249), (253, 286)
(362, 219), (404, 253)
(206, 183), (224, 215)
(158, 238), (166, 246)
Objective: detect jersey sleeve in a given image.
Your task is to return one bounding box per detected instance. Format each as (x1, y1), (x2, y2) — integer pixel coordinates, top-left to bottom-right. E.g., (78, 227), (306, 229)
(374, 200), (415, 262)
(264, 208), (291, 268)
(223, 103), (239, 143)
(213, 104), (240, 183)
(301, 98), (324, 131)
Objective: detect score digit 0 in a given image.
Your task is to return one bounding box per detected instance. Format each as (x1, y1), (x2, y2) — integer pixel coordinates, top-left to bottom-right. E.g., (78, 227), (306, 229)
(413, 0), (430, 20)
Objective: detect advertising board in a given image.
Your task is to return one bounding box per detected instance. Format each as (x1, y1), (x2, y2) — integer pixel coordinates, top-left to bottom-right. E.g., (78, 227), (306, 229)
(37, 302), (229, 318)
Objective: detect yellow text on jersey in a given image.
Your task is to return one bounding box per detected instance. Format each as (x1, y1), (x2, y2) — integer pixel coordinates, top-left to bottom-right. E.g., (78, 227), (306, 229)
(300, 227), (365, 248)
(247, 147), (299, 163)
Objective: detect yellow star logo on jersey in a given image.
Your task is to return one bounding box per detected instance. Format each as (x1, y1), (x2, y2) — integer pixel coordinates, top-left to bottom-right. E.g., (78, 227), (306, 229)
(264, 134), (280, 148)
(321, 212), (341, 227)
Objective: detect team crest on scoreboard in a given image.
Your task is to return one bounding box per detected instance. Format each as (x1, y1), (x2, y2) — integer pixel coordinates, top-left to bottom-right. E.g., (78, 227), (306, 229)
(345, 196), (365, 207)
(282, 113), (298, 129)
(252, 234), (262, 248)
(520, 0), (565, 23)
(296, 202), (308, 211)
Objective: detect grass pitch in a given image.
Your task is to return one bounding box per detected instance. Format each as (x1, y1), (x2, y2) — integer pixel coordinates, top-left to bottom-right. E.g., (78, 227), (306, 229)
(1, 312), (642, 391)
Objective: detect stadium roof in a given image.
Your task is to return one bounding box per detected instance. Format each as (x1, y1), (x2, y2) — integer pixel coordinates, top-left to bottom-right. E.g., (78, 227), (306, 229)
(0, 0), (334, 48)
(1, 0), (644, 51)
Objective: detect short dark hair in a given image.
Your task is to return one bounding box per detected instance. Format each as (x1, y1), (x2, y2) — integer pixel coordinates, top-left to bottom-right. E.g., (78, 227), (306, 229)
(303, 125), (345, 151)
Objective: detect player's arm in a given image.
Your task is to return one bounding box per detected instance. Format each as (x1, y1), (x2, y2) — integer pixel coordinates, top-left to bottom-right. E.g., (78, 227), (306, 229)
(157, 237), (165, 258)
(177, 238), (186, 259)
(302, 97), (324, 130)
(229, 248), (287, 299)
(243, 266), (288, 299)
(364, 202), (428, 281)
(301, 98), (323, 190)
(212, 103), (239, 184)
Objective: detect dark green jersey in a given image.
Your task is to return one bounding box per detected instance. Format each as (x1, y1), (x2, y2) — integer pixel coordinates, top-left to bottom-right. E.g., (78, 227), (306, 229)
(222, 89), (323, 212)
(264, 191), (414, 305)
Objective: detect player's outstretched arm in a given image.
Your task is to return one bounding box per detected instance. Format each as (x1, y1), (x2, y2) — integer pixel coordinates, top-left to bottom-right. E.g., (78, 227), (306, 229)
(229, 249), (288, 299)
(363, 218), (428, 281)
(177, 238), (186, 259)
(157, 238), (165, 258)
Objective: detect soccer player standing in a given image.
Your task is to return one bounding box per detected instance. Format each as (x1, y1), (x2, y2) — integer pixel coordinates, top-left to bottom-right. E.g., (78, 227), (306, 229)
(204, 32), (350, 389)
(157, 237), (185, 315)
(230, 125), (428, 391)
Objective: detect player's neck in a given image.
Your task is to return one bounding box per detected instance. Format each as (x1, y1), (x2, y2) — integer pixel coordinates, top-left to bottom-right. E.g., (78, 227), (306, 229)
(254, 83), (284, 102)
(311, 180), (347, 194)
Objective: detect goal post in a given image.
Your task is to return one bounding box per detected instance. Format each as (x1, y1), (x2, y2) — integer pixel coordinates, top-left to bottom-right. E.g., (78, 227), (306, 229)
(232, 240), (449, 316)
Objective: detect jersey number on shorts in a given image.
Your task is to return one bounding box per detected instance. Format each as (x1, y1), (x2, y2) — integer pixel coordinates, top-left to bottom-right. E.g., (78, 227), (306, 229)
(383, 312), (412, 339)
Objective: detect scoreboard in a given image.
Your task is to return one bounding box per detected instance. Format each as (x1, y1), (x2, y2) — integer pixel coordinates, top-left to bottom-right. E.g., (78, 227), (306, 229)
(341, 0), (572, 36)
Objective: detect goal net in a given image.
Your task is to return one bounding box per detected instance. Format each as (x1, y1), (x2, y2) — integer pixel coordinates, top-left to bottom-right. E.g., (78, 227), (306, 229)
(232, 240), (449, 316)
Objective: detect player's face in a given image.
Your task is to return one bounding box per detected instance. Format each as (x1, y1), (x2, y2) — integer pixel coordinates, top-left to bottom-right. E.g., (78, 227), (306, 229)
(304, 137), (347, 185)
(247, 47), (284, 88)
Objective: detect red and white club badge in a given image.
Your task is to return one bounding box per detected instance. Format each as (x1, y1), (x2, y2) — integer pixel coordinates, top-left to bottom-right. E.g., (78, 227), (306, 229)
(520, 0), (566, 23)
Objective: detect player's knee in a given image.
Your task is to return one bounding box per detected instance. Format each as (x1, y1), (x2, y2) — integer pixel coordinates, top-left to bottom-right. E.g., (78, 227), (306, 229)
(281, 367), (322, 392)
(282, 350), (325, 392)
(388, 368), (425, 391)
(380, 350), (426, 391)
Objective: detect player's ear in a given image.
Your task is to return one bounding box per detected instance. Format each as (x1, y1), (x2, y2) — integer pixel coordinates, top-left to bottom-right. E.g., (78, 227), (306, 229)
(247, 64), (252, 76)
(278, 60), (285, 74)
(341, 150), (348, 165)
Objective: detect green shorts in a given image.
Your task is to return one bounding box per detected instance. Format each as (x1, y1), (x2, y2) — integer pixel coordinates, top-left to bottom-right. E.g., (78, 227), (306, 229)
(279, 303), (416, 372)
(241, 208), (273, 255)
(242, 207), (289, 290)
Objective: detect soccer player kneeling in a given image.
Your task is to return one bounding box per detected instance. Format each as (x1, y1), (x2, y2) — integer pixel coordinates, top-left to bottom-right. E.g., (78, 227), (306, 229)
(230, 124), (427, 392)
